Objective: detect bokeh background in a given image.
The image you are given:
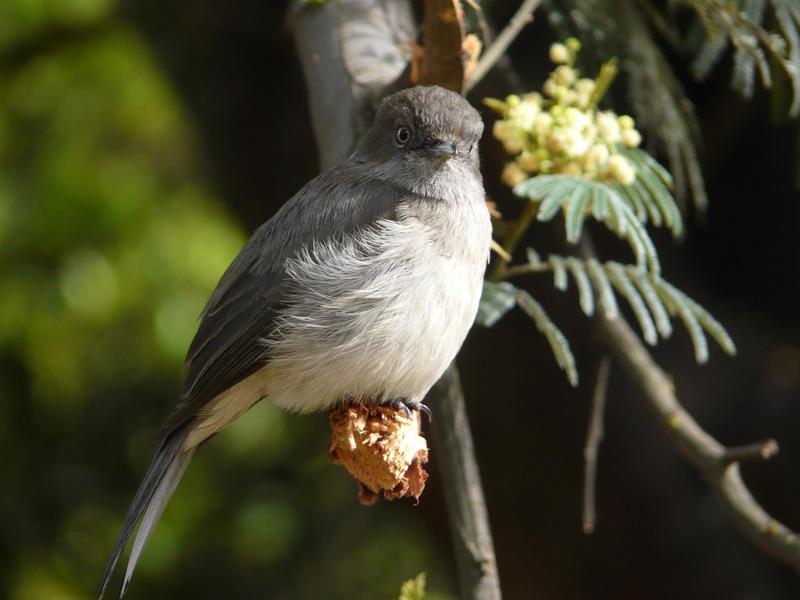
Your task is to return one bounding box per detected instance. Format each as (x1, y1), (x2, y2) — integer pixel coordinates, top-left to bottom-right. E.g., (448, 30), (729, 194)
(1, 1), (798, 598)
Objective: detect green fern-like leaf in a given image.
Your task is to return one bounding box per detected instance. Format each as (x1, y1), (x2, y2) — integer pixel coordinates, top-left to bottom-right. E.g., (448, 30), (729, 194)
(517, 289), (579, 386)
(620, 0), (710, 211)
(628, 269), (674, 338)
(652, 278), (710, 362)
(606, 262), (658, 344)
(622, 148), (684, 236)
(586, 258), (620, 320)
(476, 281), (517, 327)
(566, 257), (595, 316)
(477, 279), (579, 386)
(774, 0), (800, 115)
(509, 253), (736, 363)
(549, 253), (569, 291)
(513, 175), (661, 273)
(565, 184), (592, 242)
(685, 0), (800, 116)
(526, 247), (543, 265)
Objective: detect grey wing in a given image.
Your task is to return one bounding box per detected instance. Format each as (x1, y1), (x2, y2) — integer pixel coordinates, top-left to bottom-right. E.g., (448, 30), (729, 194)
(155, 163), (402, 442)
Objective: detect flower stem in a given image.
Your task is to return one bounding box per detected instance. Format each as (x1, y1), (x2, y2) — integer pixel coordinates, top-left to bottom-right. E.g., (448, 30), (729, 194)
(489, 200), (538, 281)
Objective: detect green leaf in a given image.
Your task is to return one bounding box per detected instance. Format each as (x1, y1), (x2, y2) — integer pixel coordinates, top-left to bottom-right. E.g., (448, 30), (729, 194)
(514, 174), (566, 199)
(564, 184), (591, 243)
(516, 176), (661, 273)
(632, 179), (663, 227)
(586, 258), (619, 320)
(590, 184), (609, 221)
(536, 180), (583, 221)
(517, 289), (579, 386)
(606, 263), (658, 345)
(604, 186), (628, 236)
(476, 281), (517, 327)
(549, 254), (569, 291)
(653, 280), (709, 363)
(638, 148), (674, 187)
(775, 1), (800, 116)
(397, 572), (426, 600)
(623, 149), (683, 237)
(684, 296), (737, 356)
(614, 181), (647, 223)
(628, 269), (673, 338)
(566, 257), (595, 316)
(525, 255), (734, 364)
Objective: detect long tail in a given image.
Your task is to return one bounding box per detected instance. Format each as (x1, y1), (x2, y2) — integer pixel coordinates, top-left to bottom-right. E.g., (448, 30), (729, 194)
(99, 420), (195, 599)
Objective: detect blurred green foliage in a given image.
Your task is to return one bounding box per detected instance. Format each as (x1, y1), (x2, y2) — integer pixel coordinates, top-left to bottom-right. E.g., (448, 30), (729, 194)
(0, 2), (456, 598)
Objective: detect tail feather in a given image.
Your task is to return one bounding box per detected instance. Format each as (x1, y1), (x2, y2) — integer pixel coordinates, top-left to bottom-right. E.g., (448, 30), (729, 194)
(99, 420), (195, 599)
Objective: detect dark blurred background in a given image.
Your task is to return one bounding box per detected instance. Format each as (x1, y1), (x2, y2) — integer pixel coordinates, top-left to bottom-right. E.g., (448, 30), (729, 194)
(1, 1), (798, 599)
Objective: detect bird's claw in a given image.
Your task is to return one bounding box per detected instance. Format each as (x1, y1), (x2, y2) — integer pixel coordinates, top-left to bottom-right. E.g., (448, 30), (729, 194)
(386, 398), (432, 422)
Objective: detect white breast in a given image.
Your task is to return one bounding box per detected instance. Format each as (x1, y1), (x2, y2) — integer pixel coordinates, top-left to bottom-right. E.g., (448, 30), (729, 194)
(262, 196), (490, 413)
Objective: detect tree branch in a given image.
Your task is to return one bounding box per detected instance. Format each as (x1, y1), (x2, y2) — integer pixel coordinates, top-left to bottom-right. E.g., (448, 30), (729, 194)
(464, 0), (541, 94)
(290, 0), (414, 169)
(582, 356), (611, 535)
(430, 365), (502, 600)
(597, 313), (800, 571)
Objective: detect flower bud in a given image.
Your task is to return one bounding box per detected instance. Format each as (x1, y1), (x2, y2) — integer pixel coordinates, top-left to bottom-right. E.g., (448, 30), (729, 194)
(575, 79), (596, 96)
(566, 37), (581, 53)
(595, 111), (621, 144)
(557, 162), (583, 177)
(586, 143), (610, 167)
(502, 162), (528, 186)
(618, 115), (635, 130)
(483, 97), (508, 115)
(621, 129), (642, 148)
(516, 151), (540, 172)
(549, 43), (570, 64)
(607, 155), (635, 184)
(554, 65), (577, 86)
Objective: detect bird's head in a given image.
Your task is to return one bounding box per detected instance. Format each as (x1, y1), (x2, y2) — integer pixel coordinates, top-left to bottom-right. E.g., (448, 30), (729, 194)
(355, 85), (484, 187)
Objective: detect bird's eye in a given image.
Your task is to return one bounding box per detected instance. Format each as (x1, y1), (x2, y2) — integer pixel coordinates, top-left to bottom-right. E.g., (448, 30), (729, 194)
(395, 126), (411, 145)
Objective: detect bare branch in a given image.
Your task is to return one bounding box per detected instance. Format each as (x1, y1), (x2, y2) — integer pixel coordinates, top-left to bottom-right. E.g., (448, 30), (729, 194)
(415, 0), (476, 93)
(464, 0), (542, 94)
(290, 0), (414, 169)
(597, 313), (800, 571)
(429, 364), (502, 600)
(723, 439), (779, 465)
(583, 356), (611, 535)
(465, 0), (493, 46)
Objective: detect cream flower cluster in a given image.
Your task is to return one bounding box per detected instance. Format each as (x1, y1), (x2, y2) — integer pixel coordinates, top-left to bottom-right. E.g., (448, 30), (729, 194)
(487, 38), (642, 188)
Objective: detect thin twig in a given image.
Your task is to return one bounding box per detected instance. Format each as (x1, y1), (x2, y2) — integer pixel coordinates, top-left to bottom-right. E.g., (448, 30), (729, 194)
(583, 356), (612, 535)
(464, 0), (493, 46)
(501, 262), (551, 279)
(597, 313), (800, 571)
(464, 0), (541, 94)
(489, 201), (538, 281)
(723, 439), (779, 465)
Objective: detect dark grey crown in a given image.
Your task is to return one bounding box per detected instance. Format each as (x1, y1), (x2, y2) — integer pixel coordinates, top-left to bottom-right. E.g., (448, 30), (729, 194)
(356, 85), (483, 163)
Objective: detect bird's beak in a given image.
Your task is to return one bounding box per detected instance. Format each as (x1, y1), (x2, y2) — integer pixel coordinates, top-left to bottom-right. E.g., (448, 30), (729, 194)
(429, 139), (457, 158)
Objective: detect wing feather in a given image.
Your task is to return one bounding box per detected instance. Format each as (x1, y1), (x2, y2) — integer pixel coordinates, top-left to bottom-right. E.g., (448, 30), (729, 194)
(156, 163), (402, 441)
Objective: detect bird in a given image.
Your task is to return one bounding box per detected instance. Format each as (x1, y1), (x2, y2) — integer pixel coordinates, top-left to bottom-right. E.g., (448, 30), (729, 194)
(99, 84), (491, 598)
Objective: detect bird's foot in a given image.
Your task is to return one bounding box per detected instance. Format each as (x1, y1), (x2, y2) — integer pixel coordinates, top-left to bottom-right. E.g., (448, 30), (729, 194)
(386, 397), (432, 422)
